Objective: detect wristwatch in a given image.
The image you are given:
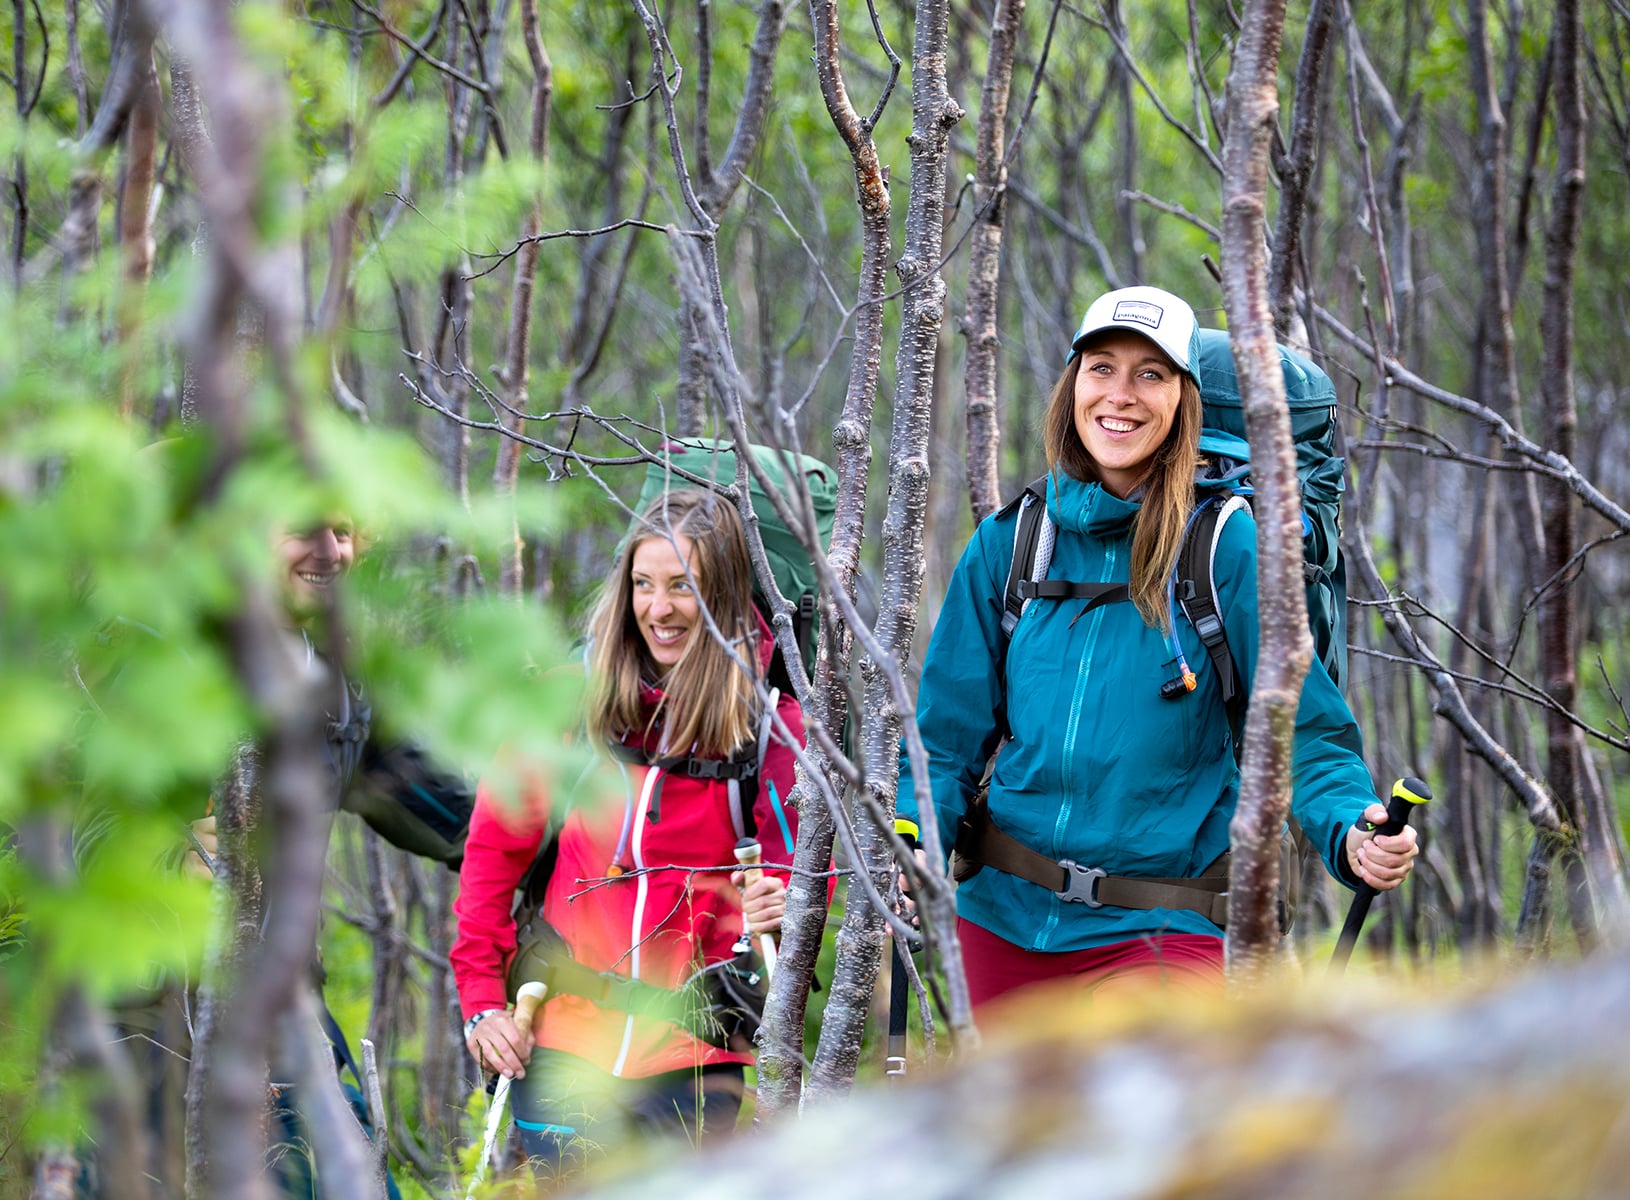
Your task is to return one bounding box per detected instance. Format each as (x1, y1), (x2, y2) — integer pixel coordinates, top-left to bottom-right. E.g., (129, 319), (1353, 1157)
(463, 1008), (503, 1038)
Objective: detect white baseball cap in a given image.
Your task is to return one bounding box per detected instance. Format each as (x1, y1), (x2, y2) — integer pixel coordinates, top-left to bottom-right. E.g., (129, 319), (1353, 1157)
(1070, 285), (1200, 376)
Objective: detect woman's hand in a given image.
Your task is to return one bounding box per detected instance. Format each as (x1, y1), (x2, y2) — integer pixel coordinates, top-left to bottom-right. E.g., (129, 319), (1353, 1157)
(184, 814), (218, 880)
(1344, 802), (1421, 891)
(732, 871), (786, 935)
(464, 1009), (532, 1080)
(898, 847), (930, 921)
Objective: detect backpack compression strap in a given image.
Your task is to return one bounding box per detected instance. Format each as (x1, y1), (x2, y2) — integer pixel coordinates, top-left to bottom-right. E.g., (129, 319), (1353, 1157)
(607, 741), (759, 783)
(1014, 578), (1131, 606)
(1175, 494), (1251, 710)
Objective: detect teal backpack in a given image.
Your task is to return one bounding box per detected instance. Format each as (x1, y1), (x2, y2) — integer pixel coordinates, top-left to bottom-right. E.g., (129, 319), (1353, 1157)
(999, 329), (1347, 724)
(632, 438), (838, 690)
(1182, 328), (1347, 703)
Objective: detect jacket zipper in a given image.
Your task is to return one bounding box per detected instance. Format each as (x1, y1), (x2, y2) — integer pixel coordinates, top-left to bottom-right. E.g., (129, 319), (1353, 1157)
(1037, 537), (1118, 950)
(610, 764), (661, 1077)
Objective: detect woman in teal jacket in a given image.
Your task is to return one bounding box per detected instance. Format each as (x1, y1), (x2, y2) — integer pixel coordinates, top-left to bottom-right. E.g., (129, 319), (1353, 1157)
(898, 286), (1418, 1007)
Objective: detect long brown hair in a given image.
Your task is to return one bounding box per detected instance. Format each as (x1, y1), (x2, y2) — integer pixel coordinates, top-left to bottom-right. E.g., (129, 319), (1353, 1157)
(585, 489), (759, 758)
(1041, 352), (1203, 632)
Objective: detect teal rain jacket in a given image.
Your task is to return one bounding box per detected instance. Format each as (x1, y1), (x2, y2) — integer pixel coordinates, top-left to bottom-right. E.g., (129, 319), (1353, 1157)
(897, 471), (1374, 952)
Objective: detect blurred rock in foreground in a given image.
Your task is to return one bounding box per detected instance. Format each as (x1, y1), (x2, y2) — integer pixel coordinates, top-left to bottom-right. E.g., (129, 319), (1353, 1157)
(573, 954), (1630, 1200)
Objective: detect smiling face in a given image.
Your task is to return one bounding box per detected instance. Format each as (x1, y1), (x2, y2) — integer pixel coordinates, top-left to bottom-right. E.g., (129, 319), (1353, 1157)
(630, 533), (700, 674)
(1072, 329), (1185, 498)
(277, 523), (355, 617)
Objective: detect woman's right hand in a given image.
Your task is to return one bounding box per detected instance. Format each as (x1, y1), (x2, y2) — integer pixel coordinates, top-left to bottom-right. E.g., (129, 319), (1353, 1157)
(464, 1009), (533, 1080)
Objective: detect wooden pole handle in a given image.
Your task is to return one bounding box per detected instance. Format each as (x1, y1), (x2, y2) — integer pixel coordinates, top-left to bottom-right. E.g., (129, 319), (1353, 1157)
(732, 837), (778, 976)
(512, 981), (548, 1036)
(733, 837), (764, 887)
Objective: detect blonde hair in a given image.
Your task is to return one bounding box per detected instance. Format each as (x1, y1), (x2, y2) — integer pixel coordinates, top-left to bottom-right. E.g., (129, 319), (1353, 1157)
(585, 489), (759, 758)
(1041, 352), (1203, 632)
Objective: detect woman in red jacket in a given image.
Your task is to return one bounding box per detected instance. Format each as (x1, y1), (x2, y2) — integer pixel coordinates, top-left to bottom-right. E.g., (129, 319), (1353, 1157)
(452, 489), (805, 1177)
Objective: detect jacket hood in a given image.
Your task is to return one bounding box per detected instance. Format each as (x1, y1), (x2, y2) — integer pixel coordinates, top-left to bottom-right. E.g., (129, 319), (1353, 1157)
(1045, 471), (1142, 538)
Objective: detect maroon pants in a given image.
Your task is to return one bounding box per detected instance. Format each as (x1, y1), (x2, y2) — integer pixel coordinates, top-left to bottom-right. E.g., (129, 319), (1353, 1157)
(958, 917), (1225, 1010)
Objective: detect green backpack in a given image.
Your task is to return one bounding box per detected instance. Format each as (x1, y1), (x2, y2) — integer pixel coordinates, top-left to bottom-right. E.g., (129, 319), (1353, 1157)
(632, 438), (838, 688)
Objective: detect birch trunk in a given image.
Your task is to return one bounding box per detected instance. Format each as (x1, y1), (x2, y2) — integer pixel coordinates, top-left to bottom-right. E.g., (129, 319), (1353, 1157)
(755, 0), (892, 1118)
(961, 0), (1024, 524)
(1218, 0), (1303, 984)
(493, 0), (550, 595)
(1536, 0), (1625, 943)
(1466, 0), (1547, 603)
(674, 0), (790, 436)
(806, 0), (969, 1100)
(1267, 0), (1336, 338)
(116, 41), (160, 422)
(749, 0), (893, 1115)
(151, 4), (376, 1194)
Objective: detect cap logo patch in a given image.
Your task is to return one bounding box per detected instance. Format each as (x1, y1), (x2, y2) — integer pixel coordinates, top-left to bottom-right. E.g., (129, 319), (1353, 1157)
(1112, 299), (1164, 329)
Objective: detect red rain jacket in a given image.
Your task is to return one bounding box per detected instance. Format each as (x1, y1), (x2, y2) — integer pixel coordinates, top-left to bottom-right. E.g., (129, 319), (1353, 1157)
(451, 629), (805, 1077)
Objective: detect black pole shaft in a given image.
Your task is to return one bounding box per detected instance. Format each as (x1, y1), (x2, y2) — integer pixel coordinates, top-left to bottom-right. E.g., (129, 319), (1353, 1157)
(887, 937), (909, 1078)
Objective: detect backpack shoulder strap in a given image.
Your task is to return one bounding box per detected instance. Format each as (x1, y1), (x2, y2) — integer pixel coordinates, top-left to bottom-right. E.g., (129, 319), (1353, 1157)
(1000, 475), (1051, 640)
(1176, 495), (1252, 719)
(512, 814), (563, 921)
(725, 690), (777, 844)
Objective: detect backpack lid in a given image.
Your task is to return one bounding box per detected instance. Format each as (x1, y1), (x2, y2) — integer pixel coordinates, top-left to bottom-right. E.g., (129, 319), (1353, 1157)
(1194, 328), (1337, 411)
(1197, 429), (1252, 465)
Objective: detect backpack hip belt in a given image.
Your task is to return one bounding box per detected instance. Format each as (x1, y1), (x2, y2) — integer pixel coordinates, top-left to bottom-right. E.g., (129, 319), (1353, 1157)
(955, 803), (1232, 927)
(534, 953), (687, 1022)
(508, 914), (763, 1050)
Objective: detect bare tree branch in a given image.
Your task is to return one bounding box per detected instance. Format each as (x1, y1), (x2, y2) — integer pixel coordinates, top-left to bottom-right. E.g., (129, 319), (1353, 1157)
(1313, 306), (1630, 534)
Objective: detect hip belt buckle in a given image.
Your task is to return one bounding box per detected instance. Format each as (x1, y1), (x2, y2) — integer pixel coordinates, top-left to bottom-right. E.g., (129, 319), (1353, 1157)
(1056, 860), (1105, 906)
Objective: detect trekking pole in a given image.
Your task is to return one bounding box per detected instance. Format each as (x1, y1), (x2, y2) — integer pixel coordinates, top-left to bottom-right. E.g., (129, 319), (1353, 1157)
(466, 981), (548, 1200)
(887, 818), (922, 1080)
(733, 838), (778, 979)
(887, 937), (913, 1079)
(1328, 777), (1431, 976)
